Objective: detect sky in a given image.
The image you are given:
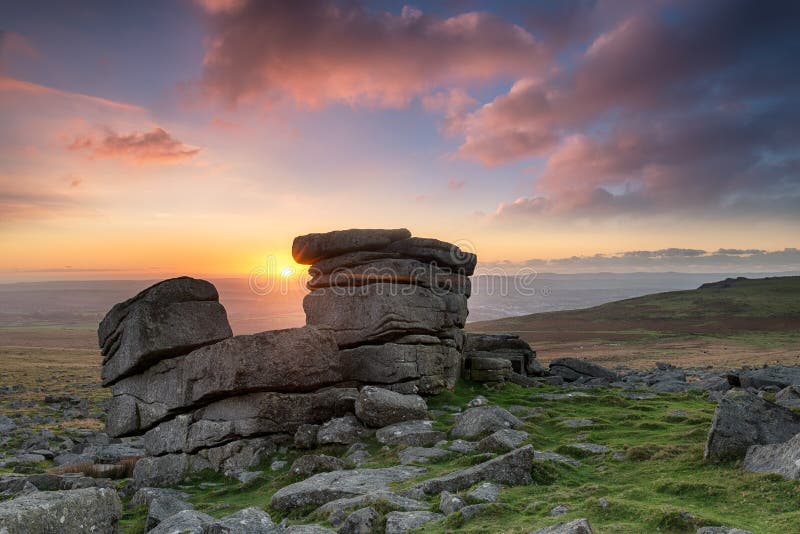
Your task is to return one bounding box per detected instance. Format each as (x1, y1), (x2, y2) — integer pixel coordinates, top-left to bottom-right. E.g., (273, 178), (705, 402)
(1, 0), (799, 281)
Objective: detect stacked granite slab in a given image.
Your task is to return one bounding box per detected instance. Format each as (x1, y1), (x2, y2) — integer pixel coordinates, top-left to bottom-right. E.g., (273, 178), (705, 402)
(462, 333), (544, 383)
(294, 228), (476, 395)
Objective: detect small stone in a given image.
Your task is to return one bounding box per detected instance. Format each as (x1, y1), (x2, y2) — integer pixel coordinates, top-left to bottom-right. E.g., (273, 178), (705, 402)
(271, 460), (287, 471)
(376, 420), (446, 447)
(384, 511), (443, 534)
(318, 416), (369, 445)
(290, 455), (346, 477)
(338, 506), (380, 534)
(294, 424), (320, 450)
(439, 491), (465, 515)
(467, 396), (489, 408)
(549, 504), (570, 517)
(467, 482), (502, 503)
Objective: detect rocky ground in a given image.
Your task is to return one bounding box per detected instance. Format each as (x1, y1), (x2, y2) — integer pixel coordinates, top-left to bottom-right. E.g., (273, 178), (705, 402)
(2, 352), (800, 533)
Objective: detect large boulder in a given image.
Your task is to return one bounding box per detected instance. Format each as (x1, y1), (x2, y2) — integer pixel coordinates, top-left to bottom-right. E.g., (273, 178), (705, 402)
(549, 358), (618, 382)
(100, 300), (231, 386)
(743, 431), (800, 480)
(376, 420), (446, 447)
(0, 487), (122, 533)
(409, 445), (534, 495)
(339, 342), (461, 395)
(383, 237), (477, 275)
(270, 466), (426, 511)
(451, 406), (522, 439)
(354, 386), (428, 428)
(304, 284), (467, 347)
(293, 228), (412, 264)
(107, 326), (342, 436)
(385, 511), (443, 534)
(704, 389), (800, 462)
(465, 357), (513, 383)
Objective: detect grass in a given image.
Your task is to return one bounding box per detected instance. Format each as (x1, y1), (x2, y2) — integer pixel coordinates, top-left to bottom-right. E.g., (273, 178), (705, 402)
(115, 380), (800, 533)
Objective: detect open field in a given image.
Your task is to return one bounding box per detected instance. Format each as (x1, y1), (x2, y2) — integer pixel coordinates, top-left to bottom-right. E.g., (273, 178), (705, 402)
(469, 276), (800, 369)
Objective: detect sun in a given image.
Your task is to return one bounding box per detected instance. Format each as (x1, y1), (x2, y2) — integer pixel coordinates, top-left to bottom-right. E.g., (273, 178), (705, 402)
(280, 266), (295, 278)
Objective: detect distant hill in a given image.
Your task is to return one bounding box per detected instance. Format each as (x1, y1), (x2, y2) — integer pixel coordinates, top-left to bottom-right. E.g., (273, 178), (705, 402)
(467, 276), (800, 368)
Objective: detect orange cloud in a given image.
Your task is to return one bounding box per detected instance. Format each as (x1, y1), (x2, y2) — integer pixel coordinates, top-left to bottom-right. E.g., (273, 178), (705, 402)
(0, 76), (144, 112)
(68, 127), (201, 164)
(199, 2), (545, 109)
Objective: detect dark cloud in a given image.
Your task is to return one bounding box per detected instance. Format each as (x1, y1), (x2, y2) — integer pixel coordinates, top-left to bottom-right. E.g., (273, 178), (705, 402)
(197, 0), (546, 108)
(68, 127), (201, 164)
(455, 0), (800, 217)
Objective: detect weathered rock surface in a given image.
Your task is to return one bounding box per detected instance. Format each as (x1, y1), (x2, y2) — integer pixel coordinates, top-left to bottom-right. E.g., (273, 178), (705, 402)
(531, 518), (595, 534)
(290, 454), (346, 477)
(398, 447), (453, 465)
(292, 228), (411, 265)
(385, 511), (444, 534)
(270, 466), (426, 511)
(775, 384), (800, 407)
(465, 357), (513, 383)
(734, 366), (800, 390)
(143, 388), (356, 455)
(108, 326), (342, 436)
(376, 420), (446, 446)
(308, 258), (470, 296)
(317, 415), (369, 445)
(101, 300), (232, 386)
(339, 343), (461, 395)
(383, 237), (477, 275)
(451, 406), (522, 439)
(354, 386), (428, 428)
(409, 445), (534, 495)
(146, 494), (194, 531)
(148, 509), (217, 534)
(439, 491), (466, 515)
(0, 487), (122, 534)
(704, 389), (800, 462)
(549, 358), (618, 382)
(743, 431), (800, 479)
(208, 507), (275, 533)
(338, 506), (381, 534)
(304, 284), (467, 347)
(477, 429), (529, 452)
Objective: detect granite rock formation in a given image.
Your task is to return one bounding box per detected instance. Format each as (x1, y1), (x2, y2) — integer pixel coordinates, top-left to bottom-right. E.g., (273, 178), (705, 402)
(99, 229), (476, 486)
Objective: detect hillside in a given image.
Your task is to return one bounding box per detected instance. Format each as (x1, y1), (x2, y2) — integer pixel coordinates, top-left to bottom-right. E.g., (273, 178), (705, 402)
(468, 276), (800, 369)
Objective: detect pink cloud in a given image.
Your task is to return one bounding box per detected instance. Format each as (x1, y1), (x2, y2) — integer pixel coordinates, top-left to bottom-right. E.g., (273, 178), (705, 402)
(198, 1), (545, 109)
(447, 177), (466, 191)
(0, 76), (144, 112)
(68, 127), (201, 164)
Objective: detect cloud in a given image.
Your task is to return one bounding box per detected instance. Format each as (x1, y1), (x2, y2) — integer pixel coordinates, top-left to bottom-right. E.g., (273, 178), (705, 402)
(479, 248), (800, 274)
(197, 1), (545, 109)
(453, 1), (800, 217)
(67, 127), (201, 164)
(447, 177), (467, 191)
(0, 182), (79, 224)
(0, 76), (144, 112)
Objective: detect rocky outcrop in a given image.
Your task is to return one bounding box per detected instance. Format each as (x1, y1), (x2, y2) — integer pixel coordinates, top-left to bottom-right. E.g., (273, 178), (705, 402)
(463, 333), (544, 384)
(704, 389), (800, 462)
(0, 487), (122, 533)
(100, 228), (474, 486)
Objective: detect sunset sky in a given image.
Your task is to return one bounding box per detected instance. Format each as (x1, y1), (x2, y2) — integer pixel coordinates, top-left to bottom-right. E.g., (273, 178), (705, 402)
(1, 0), (799, 281)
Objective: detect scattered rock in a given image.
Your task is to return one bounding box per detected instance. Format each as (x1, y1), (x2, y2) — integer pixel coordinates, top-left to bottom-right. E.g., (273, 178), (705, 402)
(467, 482), (503, 502)
(146, 495), (194, 531)
(439, 491), (466, 515)
(318, 416), (369, 445)
(560, 419), (595, 428)
(704, 389), (800, 462)
(696, 528), (753, 534)
(384, 511), (443, 534)
(477, 429), (529, 452)
(448, 439), (478, 454)
(398, 447), (452, 465)
(209, 507), (274, 533)
(335, 506), (379, 534)
(291, 454), (346, 477)
(354, 386), (428, 428)
(271, 466), (426, 511)
(549, 358), (618, 382)
(549, 504), (570, 516)
(148, 509), (217, 534)
(531, 518), (595, 533)
(534, 451), (581, 467)
(0, 415), (16, 433)
(743, 431), (800, 479)
(775, 385), (800, 408)
(451, 406), (522, 439)
(0, 487), (122, 534)
(294, 424), (320, 449)
(409, 445), (533, 495)
(734, 366), (800, 390)
(376, 420), (446, 447)
(564, 443), (610, 454)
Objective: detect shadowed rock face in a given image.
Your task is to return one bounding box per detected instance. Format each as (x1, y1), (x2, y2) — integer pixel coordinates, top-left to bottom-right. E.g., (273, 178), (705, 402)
(704, 389), (800, 462)
(549, 357), (618, 382)
(0, 487), (122, 534)
(107, 326), (343, 436)
(744, 432), (800, 480)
